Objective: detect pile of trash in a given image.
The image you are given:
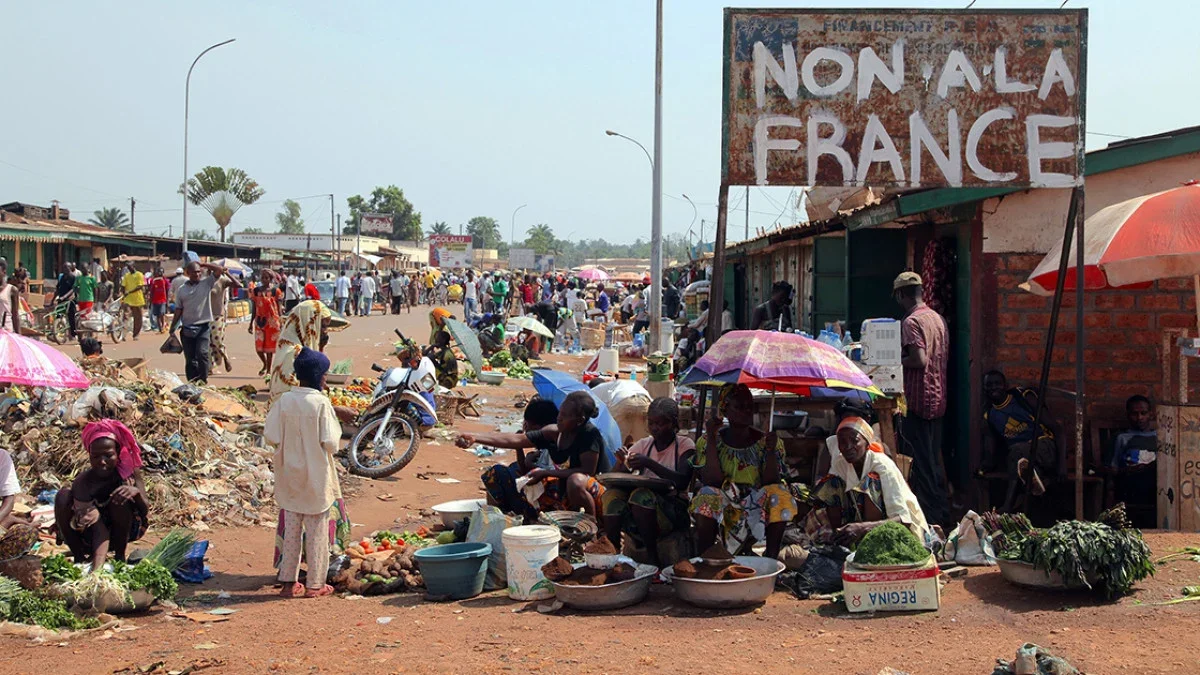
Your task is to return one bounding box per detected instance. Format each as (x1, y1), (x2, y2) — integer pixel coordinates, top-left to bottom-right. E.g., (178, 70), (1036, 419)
(1, 368), (279, 530)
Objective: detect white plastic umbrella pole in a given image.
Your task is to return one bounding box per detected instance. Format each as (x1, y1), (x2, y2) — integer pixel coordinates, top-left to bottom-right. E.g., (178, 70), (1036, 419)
(769, 389), (776, 432)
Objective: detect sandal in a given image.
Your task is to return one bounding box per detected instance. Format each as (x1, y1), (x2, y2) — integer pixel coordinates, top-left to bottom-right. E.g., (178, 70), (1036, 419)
(304, 584), (334, 598)
(279, 582), (305, 598)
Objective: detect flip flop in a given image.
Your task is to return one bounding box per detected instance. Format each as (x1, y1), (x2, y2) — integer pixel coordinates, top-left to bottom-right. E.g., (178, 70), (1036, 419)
(304, 584), (334, 598)
(279, 582), (305, 598)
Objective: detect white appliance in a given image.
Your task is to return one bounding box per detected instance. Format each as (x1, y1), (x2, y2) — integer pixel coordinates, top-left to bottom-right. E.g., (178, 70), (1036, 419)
(862, 364), (903, 394)
(860, 318), (902, 365)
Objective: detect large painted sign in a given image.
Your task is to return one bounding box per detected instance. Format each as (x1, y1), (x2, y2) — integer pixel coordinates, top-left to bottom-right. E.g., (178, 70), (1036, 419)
(360, 213), (393, 237)
(722, 9), (1087, 188)
(428, 235), (473, 269)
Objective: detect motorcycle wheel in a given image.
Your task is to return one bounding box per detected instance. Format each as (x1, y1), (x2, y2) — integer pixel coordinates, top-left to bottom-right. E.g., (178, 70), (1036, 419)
(347, 411), (420, 478)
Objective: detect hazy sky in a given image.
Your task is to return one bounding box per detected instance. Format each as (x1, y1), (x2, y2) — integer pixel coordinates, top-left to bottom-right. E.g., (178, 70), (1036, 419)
(4, 1), (1198, 244)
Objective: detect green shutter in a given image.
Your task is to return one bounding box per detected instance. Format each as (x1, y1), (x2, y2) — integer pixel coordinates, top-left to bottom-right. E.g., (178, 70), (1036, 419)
(812, 236), (846, 333)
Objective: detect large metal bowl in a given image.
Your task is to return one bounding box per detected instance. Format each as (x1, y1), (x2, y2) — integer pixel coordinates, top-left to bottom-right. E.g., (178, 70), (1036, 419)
(662, 555), (784, 609)
(431, 498), (487, 528)
(549, 558), (658, 611)
(996, 559), (1092, 590)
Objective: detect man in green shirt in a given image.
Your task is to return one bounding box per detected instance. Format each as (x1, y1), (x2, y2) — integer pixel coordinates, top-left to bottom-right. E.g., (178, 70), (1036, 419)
(74, 267), (98, 314)
(491, 276), (508, 315)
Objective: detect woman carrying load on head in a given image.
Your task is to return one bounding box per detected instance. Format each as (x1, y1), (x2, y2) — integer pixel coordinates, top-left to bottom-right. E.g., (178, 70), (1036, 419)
(269, 300), (332, 404)
(691, 384), (797, 560)
(803, 416), (934, 548)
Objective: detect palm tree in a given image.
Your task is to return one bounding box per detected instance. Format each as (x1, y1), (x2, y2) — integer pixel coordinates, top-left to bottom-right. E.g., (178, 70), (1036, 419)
(181, 166), (265, 242)
(88, 207), (130, 231)
(428, 221), (452, 236)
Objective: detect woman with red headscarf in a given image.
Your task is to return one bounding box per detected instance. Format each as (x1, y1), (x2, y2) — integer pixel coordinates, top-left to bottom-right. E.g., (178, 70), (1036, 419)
(53, 419), (149, 564)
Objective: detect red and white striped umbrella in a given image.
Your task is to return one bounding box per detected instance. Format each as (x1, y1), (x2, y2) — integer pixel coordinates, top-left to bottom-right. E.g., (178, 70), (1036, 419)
(1026, 181), (1200, 296)
(0, 330), (90, 389)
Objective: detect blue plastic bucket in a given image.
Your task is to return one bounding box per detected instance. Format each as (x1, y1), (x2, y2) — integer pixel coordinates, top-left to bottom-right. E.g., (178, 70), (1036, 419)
(413, 542), (493, 599)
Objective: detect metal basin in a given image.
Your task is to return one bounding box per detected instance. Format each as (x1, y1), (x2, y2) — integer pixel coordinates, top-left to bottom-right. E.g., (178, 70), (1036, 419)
(662, 555), (785, 609)
(996, 559), (1093, 590)
(549, 558), (658, 611)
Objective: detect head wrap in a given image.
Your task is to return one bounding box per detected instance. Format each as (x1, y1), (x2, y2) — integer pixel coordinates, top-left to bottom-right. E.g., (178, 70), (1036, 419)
(269, 300), (333, 400)
(836, 416), (885, 453)
(718, 384), (752, 416)
(293, 347), (330, 385)
(82, 419), (142, 480)
(430, 307), (452, 326)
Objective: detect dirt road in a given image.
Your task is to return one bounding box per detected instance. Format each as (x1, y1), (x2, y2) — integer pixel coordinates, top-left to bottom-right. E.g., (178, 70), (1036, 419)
(5, 310), (1200, 674)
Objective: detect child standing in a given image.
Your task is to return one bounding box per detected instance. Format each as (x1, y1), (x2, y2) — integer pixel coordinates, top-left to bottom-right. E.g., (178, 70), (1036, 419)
(265, 347), (343, 598)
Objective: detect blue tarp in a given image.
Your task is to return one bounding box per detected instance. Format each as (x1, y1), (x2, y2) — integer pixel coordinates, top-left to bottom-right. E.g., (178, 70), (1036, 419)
(531, 369), (619, 472)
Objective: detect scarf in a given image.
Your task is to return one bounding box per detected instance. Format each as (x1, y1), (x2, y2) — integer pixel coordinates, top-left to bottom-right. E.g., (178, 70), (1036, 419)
(82, 419), (142, 479)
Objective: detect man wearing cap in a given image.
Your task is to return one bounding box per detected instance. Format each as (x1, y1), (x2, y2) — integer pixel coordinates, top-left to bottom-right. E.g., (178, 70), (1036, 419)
(894, 271), (950, 526)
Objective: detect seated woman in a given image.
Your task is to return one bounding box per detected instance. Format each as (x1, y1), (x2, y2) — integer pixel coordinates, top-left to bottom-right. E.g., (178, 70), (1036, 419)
(804, 416), (933, 547)
(478, 315), (506, 356)
(458, 391), (606, 520)
(0, 447), (37, 560)
(424, 330), (459, 389)
(471, 398), (559, 521)
(601, 398), (695, 566)
(428, 307), (452, 345)
(54, 420), (149, 564)
(691, 384), (797, 559)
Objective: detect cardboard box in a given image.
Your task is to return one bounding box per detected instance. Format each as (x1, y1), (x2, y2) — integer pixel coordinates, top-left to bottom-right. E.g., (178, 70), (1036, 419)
(861, 363), (903, 394)
(842, 555), (940, 613)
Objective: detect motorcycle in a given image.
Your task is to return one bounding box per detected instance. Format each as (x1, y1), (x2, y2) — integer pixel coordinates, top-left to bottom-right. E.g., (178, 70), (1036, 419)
(345, 330), (439, 478)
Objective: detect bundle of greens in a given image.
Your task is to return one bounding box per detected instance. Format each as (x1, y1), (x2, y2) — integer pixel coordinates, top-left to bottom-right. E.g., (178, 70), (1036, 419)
(986, 512), (1042, 563)
(854, 522), (930, 565)
(506, 360), (533, 379)
(0, 576), (98, 631)
(331, 358), (354, 375)
(489, 350), (513, 368)
(143, 528), (197, 573)
(58, 560), (179, 607)
(1032, 520), (1154, 599)
(40, 554), (83, 584)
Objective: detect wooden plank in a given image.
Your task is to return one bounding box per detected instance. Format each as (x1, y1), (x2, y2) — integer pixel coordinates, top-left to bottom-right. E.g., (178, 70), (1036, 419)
(1179, 406), (1200, 532)
(1158, 404), (1181, 530)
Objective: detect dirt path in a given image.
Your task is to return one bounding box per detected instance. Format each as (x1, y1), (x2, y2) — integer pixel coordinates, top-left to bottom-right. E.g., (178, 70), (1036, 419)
(6, 310), (1200, 674)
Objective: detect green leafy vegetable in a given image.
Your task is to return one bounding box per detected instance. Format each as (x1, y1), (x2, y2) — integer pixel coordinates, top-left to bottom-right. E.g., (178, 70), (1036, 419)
(41, 554), (83, 583)
(126, 561), (178, 601)
(144, 528), (197, 573)
(489, 350), (512, 368)
(331, 358), (354, 375)
(0, 590), (98, 631)
(1032, 520), (1154, 599)
(506, 360), (533, 379)
(854, 522), (929, 565)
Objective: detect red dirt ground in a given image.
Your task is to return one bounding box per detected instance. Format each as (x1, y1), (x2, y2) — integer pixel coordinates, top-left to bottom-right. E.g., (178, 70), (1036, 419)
(3, 311), (1199, 674)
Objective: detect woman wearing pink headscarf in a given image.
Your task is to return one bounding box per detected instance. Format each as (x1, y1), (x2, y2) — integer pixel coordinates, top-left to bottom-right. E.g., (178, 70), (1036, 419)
(54, 419), (149, 565)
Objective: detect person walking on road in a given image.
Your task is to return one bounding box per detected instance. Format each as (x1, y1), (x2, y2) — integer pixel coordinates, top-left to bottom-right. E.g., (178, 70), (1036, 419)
(208, 267), (242, 373)
(147, 268), (170, 333)
(117, 262), (145, 340)
(282, 271), (302, 314)
(893, 272), (950, 527)
(358, 270), (376, 316)
(334, 271), (350, 315)
(169, 260), (227, 384)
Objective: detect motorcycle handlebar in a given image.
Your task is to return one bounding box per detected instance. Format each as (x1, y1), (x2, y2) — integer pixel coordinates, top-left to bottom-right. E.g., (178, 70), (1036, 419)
(395, 329), (407, 340)
(371, 363), (385, 373)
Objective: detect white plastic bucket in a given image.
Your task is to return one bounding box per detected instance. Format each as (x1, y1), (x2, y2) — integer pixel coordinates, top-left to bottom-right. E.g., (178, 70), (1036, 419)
(597, 347), (619, 374)
(659, 319), (675, 354)
(501, 524), (561, 600)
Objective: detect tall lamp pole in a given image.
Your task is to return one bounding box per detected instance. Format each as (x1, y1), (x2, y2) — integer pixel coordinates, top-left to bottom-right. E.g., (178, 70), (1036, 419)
(682, 193), (698, 255)
(649, 0), (664, 352)
(182, 38), (236, 252)
(511, 204), (527, 246)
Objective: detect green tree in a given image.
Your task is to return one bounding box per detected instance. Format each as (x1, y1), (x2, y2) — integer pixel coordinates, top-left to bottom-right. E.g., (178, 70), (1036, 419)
(466, 216), (501, 249)
(523, 223), (556, 255)
(88, 207), (130, 232)
(344, 186), (422, 240)
(191, 229), (217, 241)
(181, 166), (265, 242)
(240, 226), (264, 234)
(274, 199), (305, 234)
(428, 221), (452, 236)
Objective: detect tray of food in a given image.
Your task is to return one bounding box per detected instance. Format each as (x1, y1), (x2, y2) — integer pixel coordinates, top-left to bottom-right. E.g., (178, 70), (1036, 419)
(541, 552), (657, 611)
(595, 472), (673, 492)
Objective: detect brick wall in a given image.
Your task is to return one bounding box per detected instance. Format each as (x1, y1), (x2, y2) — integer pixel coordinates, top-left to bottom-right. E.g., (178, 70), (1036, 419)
(984, 252), (1199, 420)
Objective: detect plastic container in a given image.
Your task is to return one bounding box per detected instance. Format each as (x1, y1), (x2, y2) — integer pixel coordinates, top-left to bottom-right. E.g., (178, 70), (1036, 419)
(597, 347), (619, 374)
(501, 524), (561, 600)
(431, 498), (487, 528)
(413, 542), (493, 600)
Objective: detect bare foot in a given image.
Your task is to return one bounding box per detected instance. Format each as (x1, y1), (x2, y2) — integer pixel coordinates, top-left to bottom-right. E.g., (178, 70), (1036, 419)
(304, 584), (334, 598)
(279, 582), (305, 598)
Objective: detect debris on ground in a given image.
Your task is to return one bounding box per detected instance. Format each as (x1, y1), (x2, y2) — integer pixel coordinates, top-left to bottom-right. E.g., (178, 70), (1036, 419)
(992, 643), (1080, 675)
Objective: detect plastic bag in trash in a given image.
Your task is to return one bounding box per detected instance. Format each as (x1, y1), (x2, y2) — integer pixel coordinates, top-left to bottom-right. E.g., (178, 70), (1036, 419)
(466, 506), (521, 591)
(776, 545), (850, 599)
(173, 540), (214, 583)
(327, 554), (351, 583)
(172, 384), (205, 404)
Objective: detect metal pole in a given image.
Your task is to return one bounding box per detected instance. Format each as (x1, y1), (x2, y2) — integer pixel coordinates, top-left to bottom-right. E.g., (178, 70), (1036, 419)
(130, 197), (136, 234)
(649, 0), (665, 350)
(1075, 187), (1087, 520)
(336, 213), (342, 272)
(182, 38), (235, 252)
(744, 186), (750, 240)
(511, 204), (527, 246)
(329, 194), (335, 275)
(707, 186), (730, 346)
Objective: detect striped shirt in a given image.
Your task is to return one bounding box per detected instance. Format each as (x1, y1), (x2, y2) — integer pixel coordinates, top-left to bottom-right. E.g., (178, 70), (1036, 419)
(902, 305), (948, 420)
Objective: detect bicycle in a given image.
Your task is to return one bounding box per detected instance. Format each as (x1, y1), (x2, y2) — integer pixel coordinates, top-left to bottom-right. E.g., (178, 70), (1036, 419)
(37, 301), (72, 345)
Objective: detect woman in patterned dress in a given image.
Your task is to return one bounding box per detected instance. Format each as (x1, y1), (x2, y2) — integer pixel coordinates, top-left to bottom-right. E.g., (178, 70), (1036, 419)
(250, 271), (283, 376)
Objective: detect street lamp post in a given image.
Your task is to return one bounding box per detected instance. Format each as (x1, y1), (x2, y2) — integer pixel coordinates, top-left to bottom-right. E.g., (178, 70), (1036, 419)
(182, 38), (236, 252)
(511, 204), (527, 246)
(682, 193), (698, 255)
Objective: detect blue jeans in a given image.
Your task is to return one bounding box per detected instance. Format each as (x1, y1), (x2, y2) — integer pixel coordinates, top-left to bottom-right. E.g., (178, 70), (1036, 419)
(335, 296), (348, 315)
(464, 297), (477, 321)
(359, 295), (372, 316)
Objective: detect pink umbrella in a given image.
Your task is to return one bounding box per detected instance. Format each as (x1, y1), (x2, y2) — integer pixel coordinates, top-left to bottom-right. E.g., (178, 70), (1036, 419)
(0, 330), (90, 388)
(680, 330), (878, 394)
(1025, 181), (1200, 295)
(575, 267), (609, 282)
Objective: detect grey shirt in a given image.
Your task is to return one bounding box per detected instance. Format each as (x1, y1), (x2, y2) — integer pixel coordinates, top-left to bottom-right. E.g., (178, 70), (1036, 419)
(175, 275), (218, 326)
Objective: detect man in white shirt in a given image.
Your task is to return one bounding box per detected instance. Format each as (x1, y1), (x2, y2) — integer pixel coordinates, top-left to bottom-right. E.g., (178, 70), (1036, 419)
(334, 271), (351, 315)
(389, 273), (408, 314)
(463, 271), (478, 321)
(283, 272), (302, 313)
(358, 272), (376, 316)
